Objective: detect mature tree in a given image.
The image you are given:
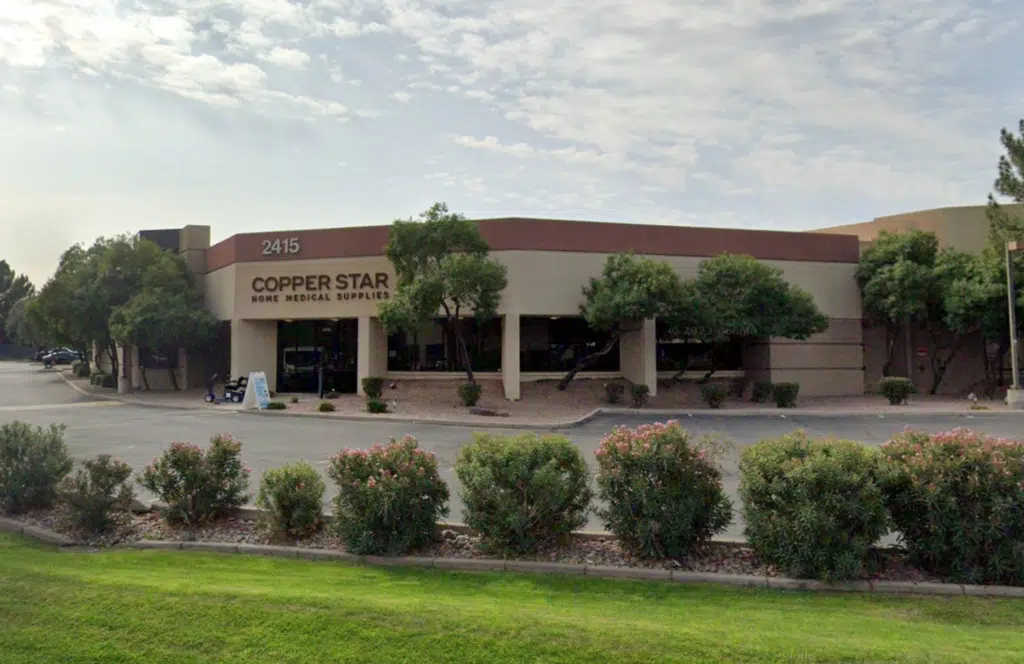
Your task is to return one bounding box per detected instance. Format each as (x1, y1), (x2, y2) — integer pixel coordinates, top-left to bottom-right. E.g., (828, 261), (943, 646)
(856, 229), (941, 377)
(378, 203), (508, 385)
(923, 248), (981, 394)
(110, 290), (218, 390)
(0, 261), (35, 344)
(669, 254), (829, 381)
(987, 119), (1024, 245)
(559, 252), (689, 389)
(34, 235), (197, 385)
(5, 296), (49, 348)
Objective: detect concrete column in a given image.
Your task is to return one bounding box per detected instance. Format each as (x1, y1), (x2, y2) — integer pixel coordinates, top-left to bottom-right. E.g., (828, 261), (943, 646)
(230, 319), (278, 390)
(619, 318), (658, 396)
(357, 317), (388, 396)
(502, 313), (521, 400)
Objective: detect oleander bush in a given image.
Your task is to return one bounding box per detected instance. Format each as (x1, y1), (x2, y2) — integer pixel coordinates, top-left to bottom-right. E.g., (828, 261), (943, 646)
(878, 377), (915, 405)
(604, 382), (625, 404)
(257, 461), (326, 539)
(317, 401), (336, 412)
(366, 398), (388, 414)
(57, 454), (134, 533)
(458, 382), (482, 407)
(361, 377), (384, 400)
(630, 384), (650, 408)
(138, 434), (251, 526)
(456, 433), (592, 554)
(596, 421), (732, 559)
(772, 382), (800, 408)
(739, 431), (888, 581)
(700, 384), (727, 409)
(0, 422), (73, 514)
(880, 428), (1024, 585)
(327, 436), (449, 555)
(751, 380), (773, 403)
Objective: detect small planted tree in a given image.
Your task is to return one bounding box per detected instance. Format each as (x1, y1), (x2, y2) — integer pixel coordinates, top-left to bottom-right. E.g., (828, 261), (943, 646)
(559, 253), (687, 389)
(378, 203), (508, 385)
(672, 254), (829, 381)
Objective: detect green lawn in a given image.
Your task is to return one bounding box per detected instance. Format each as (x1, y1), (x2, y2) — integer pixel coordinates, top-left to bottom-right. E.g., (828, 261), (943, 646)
(1, 534), (1023, 663)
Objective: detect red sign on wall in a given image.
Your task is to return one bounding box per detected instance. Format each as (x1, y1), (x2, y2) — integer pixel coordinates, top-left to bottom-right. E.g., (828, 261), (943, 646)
(916, 347), (928, 357)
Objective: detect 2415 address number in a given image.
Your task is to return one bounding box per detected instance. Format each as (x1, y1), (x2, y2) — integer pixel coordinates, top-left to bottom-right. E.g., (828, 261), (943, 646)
(261, 237), (301, 256)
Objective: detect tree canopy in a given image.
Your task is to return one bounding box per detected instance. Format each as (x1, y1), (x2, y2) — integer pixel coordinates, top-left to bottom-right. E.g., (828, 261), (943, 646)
(33, 234), (213, 388)
(987, 119), (1024, 244)
(378, 203), (508, 384)
(0, 261), (35, 344)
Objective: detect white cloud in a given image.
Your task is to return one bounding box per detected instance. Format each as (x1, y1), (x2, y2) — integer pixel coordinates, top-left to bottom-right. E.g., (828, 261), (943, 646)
(262, 46), (311, 69)
(391, 90), (412, 102)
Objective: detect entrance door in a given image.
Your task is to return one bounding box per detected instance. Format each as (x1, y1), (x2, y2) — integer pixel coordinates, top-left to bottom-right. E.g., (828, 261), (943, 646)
(277, 320), (359, 394)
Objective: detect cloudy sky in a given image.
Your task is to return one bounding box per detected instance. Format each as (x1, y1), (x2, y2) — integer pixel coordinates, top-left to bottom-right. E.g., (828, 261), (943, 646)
(1, 0), (1021, 286)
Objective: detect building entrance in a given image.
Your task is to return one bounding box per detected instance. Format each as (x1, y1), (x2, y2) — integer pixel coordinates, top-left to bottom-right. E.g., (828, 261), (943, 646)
(277, 319), (359, 394)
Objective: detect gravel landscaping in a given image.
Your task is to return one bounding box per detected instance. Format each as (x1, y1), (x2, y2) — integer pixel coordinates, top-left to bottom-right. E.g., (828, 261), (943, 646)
(12, 507), (946, 585)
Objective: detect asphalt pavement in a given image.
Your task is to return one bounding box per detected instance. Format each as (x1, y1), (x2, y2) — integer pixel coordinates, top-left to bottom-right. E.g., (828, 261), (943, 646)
(2, 360), (1020, 539)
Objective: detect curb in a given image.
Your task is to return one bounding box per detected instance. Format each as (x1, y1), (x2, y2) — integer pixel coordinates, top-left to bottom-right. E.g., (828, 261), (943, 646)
(236, 407), (593, 430)
(56, 371), (215, 412)
(4, 517), (1024, 598)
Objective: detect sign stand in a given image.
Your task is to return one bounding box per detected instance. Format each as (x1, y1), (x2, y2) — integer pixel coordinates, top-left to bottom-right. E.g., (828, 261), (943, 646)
(241, 372), (272, 410)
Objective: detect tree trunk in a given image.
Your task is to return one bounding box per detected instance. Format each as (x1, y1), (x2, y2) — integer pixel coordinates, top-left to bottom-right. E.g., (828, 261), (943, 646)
(453, 323), (475, 385)
(558, 334), (620, 390)
(140, 366), (151, 391)
(881, 322), (899, 377)
(168, 367), (180, 391)
(107, 342), (120, 388)
(927, 328), (964, 395)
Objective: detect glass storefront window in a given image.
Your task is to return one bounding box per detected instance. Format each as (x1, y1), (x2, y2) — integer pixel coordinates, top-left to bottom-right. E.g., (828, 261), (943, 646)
(520, 316), (620, 372)
(655, 320), (744, 372)
(387, 318), (502, 372)
(277, 319), (359, 393)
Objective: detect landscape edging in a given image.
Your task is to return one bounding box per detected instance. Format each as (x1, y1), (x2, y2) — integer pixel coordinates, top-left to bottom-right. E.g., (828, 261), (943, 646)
(3, 516), (1024, 598)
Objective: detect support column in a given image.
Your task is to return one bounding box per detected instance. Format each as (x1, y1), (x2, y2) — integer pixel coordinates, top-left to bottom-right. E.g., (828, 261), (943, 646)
(619, 318), (658, 396)
(230, 319), (278, 390)
(357, 317), (388, 396)
(502, 313), (521, 401)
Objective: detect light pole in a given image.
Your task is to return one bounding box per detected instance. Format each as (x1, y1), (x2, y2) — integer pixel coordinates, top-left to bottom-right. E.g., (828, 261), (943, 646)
(1006, 241), (1023, 407)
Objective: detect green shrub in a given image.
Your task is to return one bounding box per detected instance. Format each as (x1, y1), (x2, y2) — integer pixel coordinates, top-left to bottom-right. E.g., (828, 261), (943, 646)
(604, 382), (625, 404)
(739, 431), (888, 581)
(751, 380), (773, 403)
(458, 382), (482, 407)
(878, 377), (915, 405)
(596, 421), (732, 559)
(361, 377), (385, 399)
(630, 384), (650, 408)
(57, 454), (134, 534)
(290, 396), (299, 404)
(90, 372), (115, 388)
(0, 422), (74, 514)
(138, 434), (251, 526)
(366, 398), (388, 414)
(327, 436), (449, 555)
(256, 461), (325, 540)
(265, 401), (287, 410)
(880, 428), (1024, 585)
(700, 384), (727, 409)
(317, 401), (336, 413)
(72, 360), (90, 378)
(772, 382), (800, 408)
(456, 433), (592, 554)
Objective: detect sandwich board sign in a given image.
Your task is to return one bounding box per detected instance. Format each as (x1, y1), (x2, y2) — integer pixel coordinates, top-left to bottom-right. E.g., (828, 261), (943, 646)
(241, 372), (271, 410)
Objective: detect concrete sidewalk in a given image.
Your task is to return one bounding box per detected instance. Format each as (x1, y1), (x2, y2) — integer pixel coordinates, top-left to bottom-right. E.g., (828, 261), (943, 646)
(56, 368), (1021, 427)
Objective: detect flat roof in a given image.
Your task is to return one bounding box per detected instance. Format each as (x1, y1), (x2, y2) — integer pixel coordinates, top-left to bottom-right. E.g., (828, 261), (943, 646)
(206, 217), (861, 272)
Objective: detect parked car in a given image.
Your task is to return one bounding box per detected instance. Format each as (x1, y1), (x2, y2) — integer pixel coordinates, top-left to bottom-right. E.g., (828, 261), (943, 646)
(42, 349), (83, 367)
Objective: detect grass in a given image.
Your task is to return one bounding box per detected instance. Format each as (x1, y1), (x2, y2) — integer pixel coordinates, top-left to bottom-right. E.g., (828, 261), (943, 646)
(1, 533), (1023, 663)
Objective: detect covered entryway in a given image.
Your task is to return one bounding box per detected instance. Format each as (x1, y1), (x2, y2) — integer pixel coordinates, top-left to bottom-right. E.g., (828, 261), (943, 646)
(277, 319), (359, 394)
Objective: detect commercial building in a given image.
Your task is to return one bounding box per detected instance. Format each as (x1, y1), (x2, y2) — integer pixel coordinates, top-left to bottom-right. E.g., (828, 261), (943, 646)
(115, 204), (1012, 400)
(112, 219), (863, 399)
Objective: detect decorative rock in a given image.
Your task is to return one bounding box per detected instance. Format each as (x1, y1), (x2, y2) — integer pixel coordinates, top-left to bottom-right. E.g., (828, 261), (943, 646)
(440, 529), (459, 542)
(130, 498), (151, 514)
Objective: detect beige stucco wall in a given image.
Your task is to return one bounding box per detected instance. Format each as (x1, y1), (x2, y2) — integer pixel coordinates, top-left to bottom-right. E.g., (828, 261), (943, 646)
(203, 249), (864, 398)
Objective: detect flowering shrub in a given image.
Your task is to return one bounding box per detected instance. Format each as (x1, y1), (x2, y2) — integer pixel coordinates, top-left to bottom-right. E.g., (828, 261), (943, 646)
(58, 454), (134, 533)
(880, 428), (1024, 585)
(596, 422), (732, 560)
(739, 431), (888, 581)
(327, 436), (449, 555)
(456, 433), (591, 554)
(0, 422), (73, 514)
(139, 434), (251, 526)
(257, 461), (325, 539)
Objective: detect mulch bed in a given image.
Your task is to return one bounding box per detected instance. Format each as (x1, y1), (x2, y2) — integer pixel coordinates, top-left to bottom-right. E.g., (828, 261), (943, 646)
(10, 507), (944, 584)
